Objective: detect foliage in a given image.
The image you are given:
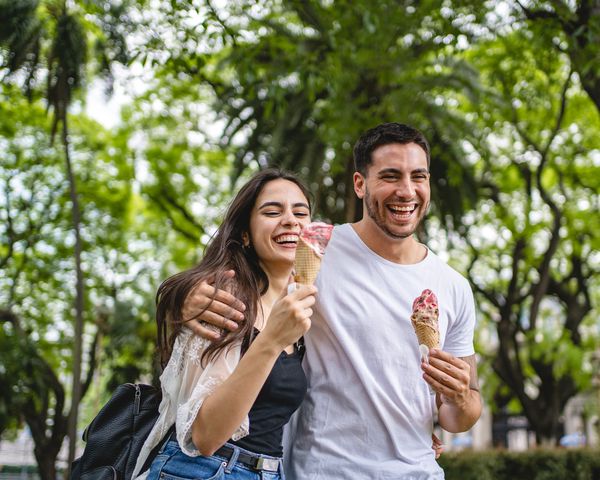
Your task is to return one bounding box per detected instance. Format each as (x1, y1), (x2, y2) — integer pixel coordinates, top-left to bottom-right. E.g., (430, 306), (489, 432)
(438, 448), (600, 480)
(510, 0), (600, 114)
(1, 1), (600, 478)
(138, 0), (489, 225)
(456, 24), (600, 442)
(0, 83), (160, 474)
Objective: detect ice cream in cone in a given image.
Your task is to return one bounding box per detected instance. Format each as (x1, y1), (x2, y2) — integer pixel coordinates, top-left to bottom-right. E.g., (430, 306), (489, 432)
(411, 289), (440, 349)
(294, 222), (333, 285)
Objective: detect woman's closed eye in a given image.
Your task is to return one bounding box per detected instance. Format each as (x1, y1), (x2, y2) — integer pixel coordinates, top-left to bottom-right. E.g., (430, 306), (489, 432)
(263, 210), (282, 217)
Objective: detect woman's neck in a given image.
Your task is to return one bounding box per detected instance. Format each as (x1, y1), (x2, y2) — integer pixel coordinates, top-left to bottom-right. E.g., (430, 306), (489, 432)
(255, 265), (293, 330)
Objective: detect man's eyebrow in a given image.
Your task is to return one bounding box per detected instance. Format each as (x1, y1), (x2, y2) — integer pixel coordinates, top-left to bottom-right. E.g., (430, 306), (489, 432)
(377, 167), (429, 175)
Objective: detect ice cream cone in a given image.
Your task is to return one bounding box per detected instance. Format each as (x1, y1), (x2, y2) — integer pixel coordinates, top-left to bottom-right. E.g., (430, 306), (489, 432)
(294, 237), (322, 285)
(413, 322), (439, 349)
(410, 289), (440, 349)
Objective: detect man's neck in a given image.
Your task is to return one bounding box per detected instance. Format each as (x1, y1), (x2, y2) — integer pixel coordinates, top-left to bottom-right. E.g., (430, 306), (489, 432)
(351, 220), (427, 265)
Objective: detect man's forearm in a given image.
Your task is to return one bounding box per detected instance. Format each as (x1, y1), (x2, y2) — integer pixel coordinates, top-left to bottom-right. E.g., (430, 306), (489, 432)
(437, 389), (482, 433)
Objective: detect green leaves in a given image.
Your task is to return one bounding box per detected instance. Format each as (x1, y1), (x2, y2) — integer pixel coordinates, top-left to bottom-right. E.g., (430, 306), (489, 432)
(0, 0), (43, 77)
(47, 6), (87, 138)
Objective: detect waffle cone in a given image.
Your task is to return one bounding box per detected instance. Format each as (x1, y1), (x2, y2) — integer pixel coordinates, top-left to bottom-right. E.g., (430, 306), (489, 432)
(414, 323), (439, 349)
(294, 238), (322, 285)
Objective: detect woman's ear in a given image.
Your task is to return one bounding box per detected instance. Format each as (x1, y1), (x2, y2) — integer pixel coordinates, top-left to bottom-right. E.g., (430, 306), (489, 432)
(242, 232), (250, 247)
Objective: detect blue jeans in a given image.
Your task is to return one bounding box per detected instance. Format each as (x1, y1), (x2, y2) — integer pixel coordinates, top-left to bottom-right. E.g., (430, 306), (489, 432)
(146, 439), (285, 480)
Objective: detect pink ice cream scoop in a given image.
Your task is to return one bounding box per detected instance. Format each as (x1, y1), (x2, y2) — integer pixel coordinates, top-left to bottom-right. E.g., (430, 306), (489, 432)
(293, 222), (333, 285)
(411, 289), (440, 349)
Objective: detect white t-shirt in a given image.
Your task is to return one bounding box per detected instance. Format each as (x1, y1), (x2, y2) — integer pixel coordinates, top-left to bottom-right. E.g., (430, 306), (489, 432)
(284, 224), (476, 480)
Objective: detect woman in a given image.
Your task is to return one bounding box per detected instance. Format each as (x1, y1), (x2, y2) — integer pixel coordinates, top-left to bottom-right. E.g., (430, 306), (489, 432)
(132, 169), (317, 480)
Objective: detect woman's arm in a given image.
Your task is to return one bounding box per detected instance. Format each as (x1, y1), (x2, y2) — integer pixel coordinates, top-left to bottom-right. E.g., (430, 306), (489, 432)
(191, 284), (316, 455)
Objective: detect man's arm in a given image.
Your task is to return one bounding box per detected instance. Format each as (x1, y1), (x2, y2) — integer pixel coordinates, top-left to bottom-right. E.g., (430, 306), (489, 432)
(422, 350), (481, 433)
(182, 270), (246, 340)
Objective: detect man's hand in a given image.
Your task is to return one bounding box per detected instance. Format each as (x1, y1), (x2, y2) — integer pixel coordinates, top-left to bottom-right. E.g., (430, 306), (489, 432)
(432, 433), (444, 459)
(183, 270), (246, 340)
(422, 350), (481, 432)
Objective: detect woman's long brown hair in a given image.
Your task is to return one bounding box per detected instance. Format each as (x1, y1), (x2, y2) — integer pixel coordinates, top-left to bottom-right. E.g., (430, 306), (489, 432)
(155, 169), (312, 368)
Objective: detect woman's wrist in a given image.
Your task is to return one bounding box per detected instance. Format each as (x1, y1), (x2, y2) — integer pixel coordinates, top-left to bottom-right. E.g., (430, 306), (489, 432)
(249, 332), (284, 358)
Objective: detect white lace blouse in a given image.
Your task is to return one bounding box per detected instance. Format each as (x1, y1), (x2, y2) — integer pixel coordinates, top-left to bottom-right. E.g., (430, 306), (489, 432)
(132, 327), (250, 479)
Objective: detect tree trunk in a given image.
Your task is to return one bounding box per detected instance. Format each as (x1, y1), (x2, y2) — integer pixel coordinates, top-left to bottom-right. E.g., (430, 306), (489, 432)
(63, 114), (85, 472)
(33, 448), (59, 480)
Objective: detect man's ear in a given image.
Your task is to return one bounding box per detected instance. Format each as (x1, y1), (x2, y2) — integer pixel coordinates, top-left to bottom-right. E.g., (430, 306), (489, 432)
(353, 172), (366, 199)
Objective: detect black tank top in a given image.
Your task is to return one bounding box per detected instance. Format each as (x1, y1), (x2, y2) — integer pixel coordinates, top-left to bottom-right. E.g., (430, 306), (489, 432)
(229, 334), (307, 457)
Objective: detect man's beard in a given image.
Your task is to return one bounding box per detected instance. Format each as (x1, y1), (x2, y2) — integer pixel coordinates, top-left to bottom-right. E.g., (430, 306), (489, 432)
(364, 188), (424, 240)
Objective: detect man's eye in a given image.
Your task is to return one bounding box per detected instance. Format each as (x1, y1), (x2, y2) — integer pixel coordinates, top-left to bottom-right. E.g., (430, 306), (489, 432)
(413, 174), (428, 181)
(382, 175), (398, 181)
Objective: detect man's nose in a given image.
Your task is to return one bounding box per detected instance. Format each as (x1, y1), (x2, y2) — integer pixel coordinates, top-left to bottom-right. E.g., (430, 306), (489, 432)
(395, 178), (415, 198)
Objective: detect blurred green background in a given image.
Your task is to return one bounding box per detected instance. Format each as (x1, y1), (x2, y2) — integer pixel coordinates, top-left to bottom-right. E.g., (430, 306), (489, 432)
(0, 1), (598, 478)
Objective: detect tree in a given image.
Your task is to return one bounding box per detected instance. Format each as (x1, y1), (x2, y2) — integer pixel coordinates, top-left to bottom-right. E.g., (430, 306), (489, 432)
(0, 81), (171, 478)
(0, 0), (142, 470)
(2, 0), (89, 468)
(456, 27), (600, 444)
(143, 0), (487, 226)
(514, 0), (600, 114)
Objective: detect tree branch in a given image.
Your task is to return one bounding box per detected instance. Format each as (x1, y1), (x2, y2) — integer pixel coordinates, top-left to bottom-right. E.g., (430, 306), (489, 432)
(516, 0), (560, 22)
(541, 69), (572, 162)
(527, 73), (571, 328)
(146, 191), (203, 241)
(0, 176), (15, 270)
(205, 0), (238, 47)
(80, 329), (101, 399)
(505, 237), (526, 331)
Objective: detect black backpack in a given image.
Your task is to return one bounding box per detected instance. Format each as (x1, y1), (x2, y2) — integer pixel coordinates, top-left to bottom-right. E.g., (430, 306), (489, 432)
(71, 383), (169, 480)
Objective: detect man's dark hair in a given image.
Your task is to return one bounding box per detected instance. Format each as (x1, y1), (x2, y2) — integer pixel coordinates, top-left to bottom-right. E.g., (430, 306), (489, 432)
(353, 122), (430, 175)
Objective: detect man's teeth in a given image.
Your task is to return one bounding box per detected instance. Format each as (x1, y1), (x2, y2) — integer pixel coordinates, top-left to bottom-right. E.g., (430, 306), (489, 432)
(388, 205), (415, 213)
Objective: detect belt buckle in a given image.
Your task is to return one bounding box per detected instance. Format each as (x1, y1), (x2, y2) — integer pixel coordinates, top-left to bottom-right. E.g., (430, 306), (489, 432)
(255, 457), (279, 472)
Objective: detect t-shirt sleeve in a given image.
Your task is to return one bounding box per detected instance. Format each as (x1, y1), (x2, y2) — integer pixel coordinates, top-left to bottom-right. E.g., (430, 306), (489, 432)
(442, 277), (476, 358)
(171, 329), (250, 456)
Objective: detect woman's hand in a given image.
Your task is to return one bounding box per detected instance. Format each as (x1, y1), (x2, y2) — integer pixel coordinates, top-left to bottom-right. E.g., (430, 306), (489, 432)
(192, 284), (316, 456)
(260, 284), (317, 351)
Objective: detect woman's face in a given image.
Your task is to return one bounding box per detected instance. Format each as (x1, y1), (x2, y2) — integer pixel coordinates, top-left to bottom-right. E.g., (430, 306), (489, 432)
(248, 179), (311, 271)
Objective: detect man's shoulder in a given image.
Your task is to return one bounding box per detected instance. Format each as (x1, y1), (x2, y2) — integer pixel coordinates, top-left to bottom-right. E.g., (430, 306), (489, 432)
(328, 223), (353, 245)
(425, 250), (470, 286)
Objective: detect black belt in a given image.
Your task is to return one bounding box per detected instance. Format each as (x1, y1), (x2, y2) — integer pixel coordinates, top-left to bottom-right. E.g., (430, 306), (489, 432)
(214, 445), (280, 473)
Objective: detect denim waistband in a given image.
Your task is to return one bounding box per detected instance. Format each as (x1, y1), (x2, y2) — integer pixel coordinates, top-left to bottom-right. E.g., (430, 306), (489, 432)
(161, 434), (284, 477)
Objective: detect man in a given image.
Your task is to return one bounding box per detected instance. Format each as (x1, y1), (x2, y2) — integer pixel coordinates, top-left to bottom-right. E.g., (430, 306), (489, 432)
(186, 123), (481, 478)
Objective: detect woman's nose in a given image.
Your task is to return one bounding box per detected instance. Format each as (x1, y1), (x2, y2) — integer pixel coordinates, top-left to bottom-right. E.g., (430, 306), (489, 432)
(281, 210), (299, 226)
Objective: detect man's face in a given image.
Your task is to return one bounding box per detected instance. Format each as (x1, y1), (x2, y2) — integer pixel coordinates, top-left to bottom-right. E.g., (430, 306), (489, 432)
(354, 142), (430, 239)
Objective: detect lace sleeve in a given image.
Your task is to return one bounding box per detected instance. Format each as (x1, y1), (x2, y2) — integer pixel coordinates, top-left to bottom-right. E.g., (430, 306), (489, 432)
(165, 328), (250, 456)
